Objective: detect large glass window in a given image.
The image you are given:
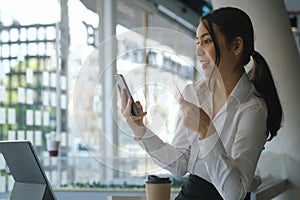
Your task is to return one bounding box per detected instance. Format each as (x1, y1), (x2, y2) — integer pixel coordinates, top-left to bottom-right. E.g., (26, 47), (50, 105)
(0, 0), (206, 195)
(115, 0), (199, 179)
(0, 0), (64, 192)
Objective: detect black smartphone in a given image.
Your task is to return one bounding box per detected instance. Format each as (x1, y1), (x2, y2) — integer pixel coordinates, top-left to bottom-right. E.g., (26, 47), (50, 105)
(114, 74), (139, 116)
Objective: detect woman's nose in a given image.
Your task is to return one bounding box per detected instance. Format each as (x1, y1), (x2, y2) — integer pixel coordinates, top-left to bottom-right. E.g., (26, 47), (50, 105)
(195, 45), (205, 57)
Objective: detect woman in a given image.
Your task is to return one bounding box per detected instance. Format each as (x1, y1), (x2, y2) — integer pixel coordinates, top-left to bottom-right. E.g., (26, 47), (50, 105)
(119, 7), (283, 200)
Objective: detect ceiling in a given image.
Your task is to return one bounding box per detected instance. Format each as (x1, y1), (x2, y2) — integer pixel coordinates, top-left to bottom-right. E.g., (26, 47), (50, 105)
(80, 0), (212, 32)
(178, 0), (212, 16)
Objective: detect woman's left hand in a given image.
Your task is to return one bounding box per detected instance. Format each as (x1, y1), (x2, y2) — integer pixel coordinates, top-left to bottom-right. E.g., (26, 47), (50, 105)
(179, 98), (211, 139)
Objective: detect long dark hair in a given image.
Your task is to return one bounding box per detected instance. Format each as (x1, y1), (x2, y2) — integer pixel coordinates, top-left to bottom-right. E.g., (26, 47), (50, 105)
(201, 7), (283, 141)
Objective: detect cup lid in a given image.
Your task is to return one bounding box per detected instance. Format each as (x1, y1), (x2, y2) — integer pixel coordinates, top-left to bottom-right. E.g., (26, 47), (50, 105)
(146, 175), (171, 184)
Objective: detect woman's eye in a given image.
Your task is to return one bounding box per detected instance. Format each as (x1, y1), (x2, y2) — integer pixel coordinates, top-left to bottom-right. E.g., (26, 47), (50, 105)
(204, 39), (212, 44)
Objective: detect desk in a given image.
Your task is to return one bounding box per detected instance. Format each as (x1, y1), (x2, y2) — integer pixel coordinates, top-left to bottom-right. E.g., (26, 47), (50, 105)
(1, 191), (178, 200)
(56, 191), (178, 200)
(107, 197), (146, 200)
(0, 193), (9, 200)
(107, 194), (177, 200)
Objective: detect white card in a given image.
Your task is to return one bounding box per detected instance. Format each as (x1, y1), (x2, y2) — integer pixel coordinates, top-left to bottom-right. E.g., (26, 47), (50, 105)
(0, 154), (5, 170)
(43, 71), (49, 86)
(61, 94), (67, 109)
(26, 109), (33, 125)
(8, 175), (14, 192)
(8, 130), (16, 140)
(35, 110), (42, 126)
(42, 91), (49, 106)
(26, 130), (34, 143)
(0, 85), (5, 102)
(51, 92), (56, 107)
(50, 73), (56, 87)
(0, 66), (5, 81)
(35, 131), (42, 146)
(0, 177), (5, 192)
(17, 130), (25, 140)
(26, 89), (34, 105)
(0, 107), (5, 124)
(8, 108), (16, 124)
(61, 171), (68, 185)
(26, 68), (33, 84)
(43, 111), (49, 126)
(18, 87), (25, 103)
(61, 132), (67, 147)
(61, 75), (67, 90)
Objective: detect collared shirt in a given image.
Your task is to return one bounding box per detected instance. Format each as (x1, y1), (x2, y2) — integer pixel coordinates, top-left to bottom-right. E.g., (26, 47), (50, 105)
(136, 73), (267, 200)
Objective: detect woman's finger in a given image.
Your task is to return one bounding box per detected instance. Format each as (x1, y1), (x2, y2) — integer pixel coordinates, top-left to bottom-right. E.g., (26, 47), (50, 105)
(131, 112), (147, 121)
(125, 96), (133, 115)
(117, 84), (121, 94)
(136, 101), (143, 114)
(121, 89), (127, 111)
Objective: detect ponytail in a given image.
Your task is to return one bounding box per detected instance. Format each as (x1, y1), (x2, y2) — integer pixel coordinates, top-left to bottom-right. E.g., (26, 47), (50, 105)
(202, 7), (283, 141)
(248, 51), (283, 141)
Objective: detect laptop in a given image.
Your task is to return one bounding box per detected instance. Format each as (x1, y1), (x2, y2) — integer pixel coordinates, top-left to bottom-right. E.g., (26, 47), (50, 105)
(0, 140), (57, 200)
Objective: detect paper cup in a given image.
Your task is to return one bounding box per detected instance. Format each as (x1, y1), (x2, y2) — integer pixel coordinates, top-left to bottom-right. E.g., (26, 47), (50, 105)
(46, 141), (60, 157)
(145, 175), (171, 200)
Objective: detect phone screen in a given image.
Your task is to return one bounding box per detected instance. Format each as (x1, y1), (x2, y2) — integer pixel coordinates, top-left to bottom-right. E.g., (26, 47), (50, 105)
(114, 74), (139, 116)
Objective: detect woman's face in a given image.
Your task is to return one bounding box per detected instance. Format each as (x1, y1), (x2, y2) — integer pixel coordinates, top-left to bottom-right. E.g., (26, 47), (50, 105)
(195, 21), (234, 78)
(195, 22), (216, 78)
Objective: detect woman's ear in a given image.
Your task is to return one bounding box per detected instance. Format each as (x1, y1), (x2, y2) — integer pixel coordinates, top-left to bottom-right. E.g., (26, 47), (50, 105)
(232, 36), (244, 56)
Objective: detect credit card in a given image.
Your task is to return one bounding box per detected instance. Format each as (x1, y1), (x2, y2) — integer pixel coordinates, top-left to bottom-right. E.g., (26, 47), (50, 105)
(176, 84), (184, 99)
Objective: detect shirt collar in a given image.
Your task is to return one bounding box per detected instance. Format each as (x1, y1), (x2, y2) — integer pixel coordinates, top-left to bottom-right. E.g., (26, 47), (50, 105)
(227, 72), (252, 108)
(195, 72), (252, 110)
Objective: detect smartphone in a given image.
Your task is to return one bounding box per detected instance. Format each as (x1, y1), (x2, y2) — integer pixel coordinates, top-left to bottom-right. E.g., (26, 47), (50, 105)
(114, 74), (139, 116)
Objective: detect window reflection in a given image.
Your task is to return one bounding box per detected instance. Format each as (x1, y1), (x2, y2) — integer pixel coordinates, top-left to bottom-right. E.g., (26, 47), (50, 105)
(0, 0), (201, 193)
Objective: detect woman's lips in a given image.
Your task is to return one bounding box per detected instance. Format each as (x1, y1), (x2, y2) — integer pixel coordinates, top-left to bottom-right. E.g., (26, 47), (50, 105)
(200, 60), (210, 69)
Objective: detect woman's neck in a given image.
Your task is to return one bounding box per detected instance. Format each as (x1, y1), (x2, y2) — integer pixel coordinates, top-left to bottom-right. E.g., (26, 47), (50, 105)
(221, 69), (243, 97)
(211, 69), (243, 118)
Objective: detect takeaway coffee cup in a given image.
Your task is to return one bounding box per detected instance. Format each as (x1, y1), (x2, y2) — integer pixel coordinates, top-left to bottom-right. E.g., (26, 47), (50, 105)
(46, 133), (60, 157)
(145, 175), (171, 200)
(46, 140), (60, 156)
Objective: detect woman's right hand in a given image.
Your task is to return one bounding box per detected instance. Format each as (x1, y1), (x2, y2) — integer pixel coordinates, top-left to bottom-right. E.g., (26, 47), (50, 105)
(119, 87), (147, 139)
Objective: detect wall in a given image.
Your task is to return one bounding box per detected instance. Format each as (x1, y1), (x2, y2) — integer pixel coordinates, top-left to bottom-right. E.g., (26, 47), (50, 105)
(211, 0), (300, 199)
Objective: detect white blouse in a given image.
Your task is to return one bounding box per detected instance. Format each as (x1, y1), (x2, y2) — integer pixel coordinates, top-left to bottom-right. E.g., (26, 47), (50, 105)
(136, 73), (267, 200)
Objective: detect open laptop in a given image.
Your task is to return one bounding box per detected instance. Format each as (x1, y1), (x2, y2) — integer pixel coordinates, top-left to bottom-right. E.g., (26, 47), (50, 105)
(0, 140), (57, 200)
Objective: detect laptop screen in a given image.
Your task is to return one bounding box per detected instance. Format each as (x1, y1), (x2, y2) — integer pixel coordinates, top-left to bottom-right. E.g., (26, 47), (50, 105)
(0, 140), (56, 200)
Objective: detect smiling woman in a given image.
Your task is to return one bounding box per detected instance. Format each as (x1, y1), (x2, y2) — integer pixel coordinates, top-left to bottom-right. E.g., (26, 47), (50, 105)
(119, 7), (283, 200)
